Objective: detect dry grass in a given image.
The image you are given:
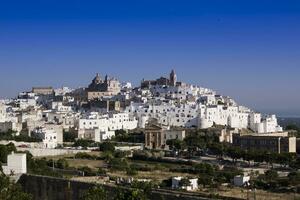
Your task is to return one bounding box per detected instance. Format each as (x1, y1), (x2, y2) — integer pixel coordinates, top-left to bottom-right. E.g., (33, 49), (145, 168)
(66, 159), (105, 169)
(213, 187), (299, 200)
(107, 170), (191, 181)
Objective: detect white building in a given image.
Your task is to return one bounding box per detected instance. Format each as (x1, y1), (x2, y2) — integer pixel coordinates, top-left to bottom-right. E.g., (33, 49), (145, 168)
(127, 102), (199, 128)
(51, 102), (73, 112)
(78, 112), (138, 142)
(172, 177), (198, 191)
(54, 87), (73, 96)
(233, 175), (250, 187)
(78, 128), (115, 142)
(127, 99), (282, 133)
(0, 103), (7, 122)
(33, 127), (58, 148)
(249, 113), (283, 133)
(2, 152), (27, 175)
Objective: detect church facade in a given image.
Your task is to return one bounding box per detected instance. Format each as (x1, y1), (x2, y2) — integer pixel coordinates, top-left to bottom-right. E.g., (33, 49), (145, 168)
(86, 73), (121, 100)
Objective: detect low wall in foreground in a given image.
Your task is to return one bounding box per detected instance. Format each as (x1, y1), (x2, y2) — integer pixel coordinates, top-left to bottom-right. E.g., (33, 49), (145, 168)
(17, 148), (91, 157)
(18, 174), (230, 200)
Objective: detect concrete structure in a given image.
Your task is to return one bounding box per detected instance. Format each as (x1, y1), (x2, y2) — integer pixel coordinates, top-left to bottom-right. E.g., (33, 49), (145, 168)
(233, 175), (250, 187)
(172, 177), (198, 191)
(2, 152), (27, 175)
(232, 132), (296, 153)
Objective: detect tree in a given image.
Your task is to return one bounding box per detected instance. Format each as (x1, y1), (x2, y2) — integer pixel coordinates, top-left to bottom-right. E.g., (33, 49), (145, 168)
(179, 178), (191, 187)
(209, 143), (225, 158)
(288, 171), (300, 185)
(63, 131), (76, 142)
(227, 147), (243, 162)
(0, 174), (32, 200)
(166, 139), (184, 151)
(114, 189), (148, 200)
(56, 158), (69, 169)
(285, 124), (299, 131)
(99, 142), (115, 153)
(198, 175), (213, 188)
(73, 139), (94, 148)
(109, 158), (128, 171)
(0, 143), (17, 163)
(81, 185), (107, 200)
(194, 163), (215, 175)
(265, 170), (278, 181)
(126, 167), (138, 176)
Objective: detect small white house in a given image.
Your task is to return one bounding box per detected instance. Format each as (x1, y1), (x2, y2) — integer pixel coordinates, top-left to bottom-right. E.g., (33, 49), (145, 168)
(172, 177), (198, 191)
(2, 152), (27, 175)
(33, 127), (58, 148)
(233, 175), (250, 187)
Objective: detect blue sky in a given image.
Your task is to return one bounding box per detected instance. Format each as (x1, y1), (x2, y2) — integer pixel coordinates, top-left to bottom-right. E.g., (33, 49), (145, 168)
(0, 0), (300, 117)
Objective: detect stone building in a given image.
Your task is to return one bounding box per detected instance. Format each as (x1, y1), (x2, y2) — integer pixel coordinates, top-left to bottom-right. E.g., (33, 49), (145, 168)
(86, 73), (121, 100)
(141, 69), (178, 89)
(144, 123), (185, 150)
(232, 132), (296, 153)
(32, 87), (54, 95)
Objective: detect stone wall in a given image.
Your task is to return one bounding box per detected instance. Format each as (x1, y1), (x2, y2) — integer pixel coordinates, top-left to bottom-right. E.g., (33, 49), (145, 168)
(17, 147), (91, 157)
(18, 174), (236, 200)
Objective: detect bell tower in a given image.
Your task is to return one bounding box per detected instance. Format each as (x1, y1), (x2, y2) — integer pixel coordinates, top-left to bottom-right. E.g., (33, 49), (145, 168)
(170, 69), (177, 86)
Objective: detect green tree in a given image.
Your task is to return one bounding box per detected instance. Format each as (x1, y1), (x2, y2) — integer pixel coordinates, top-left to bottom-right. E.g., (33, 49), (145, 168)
(73, 139), (94, 148)
(81, 185), (107, 200)
(126, 165), (138, 176)
(265, 170), (278, 181)
(99, 142), (115, 153)
(114, 189), (147, 200)
(179, 178), (191, 188)
(166, 139), (186, 151)
(285, 124), (299, 131)
(198, 175), (213, 188)
(0, 174), (32, 200)
(0, 143), (17, 163)
(56, 158), (69, 169)
(63, 131), (76, 142)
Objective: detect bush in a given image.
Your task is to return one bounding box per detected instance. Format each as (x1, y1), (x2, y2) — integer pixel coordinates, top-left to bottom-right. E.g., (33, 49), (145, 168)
(265, 170), (279, 181)
(63, 131), (76, 142)
(126, 167), (138, 176)
(75, 152), (97, 160)
(99, 142), (115, 153)
(73, 139), (95, 148)
(109, 158), (128, 171)
(78, 166), (96, 176)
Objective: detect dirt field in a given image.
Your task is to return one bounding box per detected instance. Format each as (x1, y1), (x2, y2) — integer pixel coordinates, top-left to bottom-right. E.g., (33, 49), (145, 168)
(214, 187), (300, 200)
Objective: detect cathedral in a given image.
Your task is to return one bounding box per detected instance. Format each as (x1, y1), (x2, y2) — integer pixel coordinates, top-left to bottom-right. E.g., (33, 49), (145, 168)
(86, 73), (121, 100)
(141, 69), (178, 88)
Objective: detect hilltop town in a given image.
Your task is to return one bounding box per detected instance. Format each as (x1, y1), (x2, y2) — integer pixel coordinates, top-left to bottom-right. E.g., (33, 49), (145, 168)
(0, 70), (299, 200)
